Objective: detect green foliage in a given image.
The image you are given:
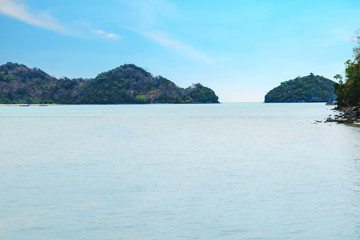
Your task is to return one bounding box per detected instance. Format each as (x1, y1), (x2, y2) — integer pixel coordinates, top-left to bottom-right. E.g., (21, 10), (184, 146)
(0, 62), (220, 104)
(265, 74), (337, 102)
(26, 97), (34, 104)
(335, 33), (360, 107)
(4, 74), (14, 82)
(182, 83), (219, 103)
(139, 95), (146, 103)
(334, 74), (343, 84)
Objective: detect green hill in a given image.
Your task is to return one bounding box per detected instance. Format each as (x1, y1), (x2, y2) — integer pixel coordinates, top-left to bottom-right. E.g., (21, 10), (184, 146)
(264, 74), (337, 103)
(0, 62), (219, 104)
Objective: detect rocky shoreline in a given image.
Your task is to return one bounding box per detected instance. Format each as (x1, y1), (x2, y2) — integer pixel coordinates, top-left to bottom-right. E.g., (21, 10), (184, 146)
(326, 106), (360, 125)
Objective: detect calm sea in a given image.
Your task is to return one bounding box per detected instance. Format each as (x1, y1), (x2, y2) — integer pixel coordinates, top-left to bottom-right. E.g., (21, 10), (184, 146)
(0, 103), (360, 240)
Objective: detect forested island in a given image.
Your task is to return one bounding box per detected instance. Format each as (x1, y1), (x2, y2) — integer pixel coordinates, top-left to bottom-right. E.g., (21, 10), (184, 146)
(264, 74), (337, 103)
(0, 62), (219, 104)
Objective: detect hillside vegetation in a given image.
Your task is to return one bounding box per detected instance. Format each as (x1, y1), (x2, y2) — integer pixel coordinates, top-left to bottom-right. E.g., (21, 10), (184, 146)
(0, 63), (219, 104)
(264, 74), (336, 103)
(334, 32), (360, 107)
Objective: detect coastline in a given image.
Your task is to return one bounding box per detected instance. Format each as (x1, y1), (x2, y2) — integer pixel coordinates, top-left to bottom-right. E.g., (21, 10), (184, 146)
(0, 102), (220, 106)
(0, 104), (59, 106)
(349, 121), (360, 126)
(326, 106), (360, 126)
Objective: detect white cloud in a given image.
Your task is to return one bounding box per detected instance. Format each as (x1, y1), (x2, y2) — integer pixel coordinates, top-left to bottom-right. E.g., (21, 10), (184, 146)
(119, 0), (212, 64)
(0, 0), (65, 33)
(140, 30), (212, 64)
(118, 0), (176, 26)
(93, 29), (120, 39)
(95, 29), (105, 35)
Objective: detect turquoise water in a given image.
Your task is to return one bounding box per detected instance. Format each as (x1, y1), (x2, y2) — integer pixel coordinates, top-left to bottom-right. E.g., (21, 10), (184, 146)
(0, 103), (360, 239)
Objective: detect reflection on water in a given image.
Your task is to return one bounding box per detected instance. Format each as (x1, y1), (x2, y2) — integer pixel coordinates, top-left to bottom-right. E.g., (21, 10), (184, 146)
(0, 103), (360, 240)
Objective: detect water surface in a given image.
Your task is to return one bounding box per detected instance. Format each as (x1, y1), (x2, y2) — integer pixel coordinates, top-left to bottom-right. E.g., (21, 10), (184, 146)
(1, 103), (360, 239)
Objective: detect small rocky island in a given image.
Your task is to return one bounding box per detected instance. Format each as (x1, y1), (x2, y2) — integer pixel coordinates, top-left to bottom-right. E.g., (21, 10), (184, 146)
(264, 74), (336, 103)
(0, 62), (219, 104)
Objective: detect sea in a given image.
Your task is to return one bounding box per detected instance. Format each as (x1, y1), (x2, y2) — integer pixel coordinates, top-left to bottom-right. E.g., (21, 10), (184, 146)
(0, 103), (360, 240)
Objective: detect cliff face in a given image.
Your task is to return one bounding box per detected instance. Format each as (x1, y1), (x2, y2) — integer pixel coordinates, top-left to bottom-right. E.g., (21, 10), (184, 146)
(0, 62), (219, 104)
(265, 74), (336, 103)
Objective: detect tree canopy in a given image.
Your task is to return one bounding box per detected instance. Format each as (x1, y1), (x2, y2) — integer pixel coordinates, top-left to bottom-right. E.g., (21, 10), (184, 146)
(0, 62), (219, 104)
(264, 74), (337, 103)
(334, 32), (360, 107)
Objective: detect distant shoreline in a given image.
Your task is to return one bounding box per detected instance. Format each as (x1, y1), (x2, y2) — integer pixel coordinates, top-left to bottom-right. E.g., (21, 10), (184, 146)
(0, 104), (59, 106)
(0, 102), (220, 106)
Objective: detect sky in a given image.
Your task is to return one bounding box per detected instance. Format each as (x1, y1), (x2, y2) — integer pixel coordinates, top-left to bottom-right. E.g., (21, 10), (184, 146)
(1, 0), (360, 102)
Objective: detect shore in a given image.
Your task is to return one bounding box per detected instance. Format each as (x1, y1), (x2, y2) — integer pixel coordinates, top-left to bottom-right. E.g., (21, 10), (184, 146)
(350, 121), (360, 126)
(326, 106), (360, 126)
(0, 104), (59, 106)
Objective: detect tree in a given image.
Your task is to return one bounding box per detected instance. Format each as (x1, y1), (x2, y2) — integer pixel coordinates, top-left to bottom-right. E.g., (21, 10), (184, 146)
(334, 74), (343, 84)
(5, 74), (14, 82)
(139, 94), (146, 103)
(335, 31), (360, 107)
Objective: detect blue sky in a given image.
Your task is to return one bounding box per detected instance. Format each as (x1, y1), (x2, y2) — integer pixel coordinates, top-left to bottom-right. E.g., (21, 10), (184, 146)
(1, 0), (360, 101)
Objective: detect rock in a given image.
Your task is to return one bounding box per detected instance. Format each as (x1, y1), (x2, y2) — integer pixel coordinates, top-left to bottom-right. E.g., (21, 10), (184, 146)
(326, 106), (360, 124)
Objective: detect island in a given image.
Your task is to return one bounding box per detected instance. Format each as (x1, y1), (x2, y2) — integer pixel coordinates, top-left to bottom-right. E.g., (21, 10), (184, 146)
(264, 74), (336, 103)
(0, 62), (219, 104)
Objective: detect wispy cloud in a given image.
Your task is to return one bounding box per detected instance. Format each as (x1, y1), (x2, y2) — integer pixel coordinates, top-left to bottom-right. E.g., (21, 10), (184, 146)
(119, 0), (212, 63)
(0, 0), (65, 33)
(118, 0), (177, 27)
(140, 30), (212, 64)
(93, 29), (120, 39)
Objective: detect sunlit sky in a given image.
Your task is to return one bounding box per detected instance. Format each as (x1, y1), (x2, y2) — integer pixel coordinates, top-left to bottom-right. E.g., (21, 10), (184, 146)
(1, 0), (360, 102)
